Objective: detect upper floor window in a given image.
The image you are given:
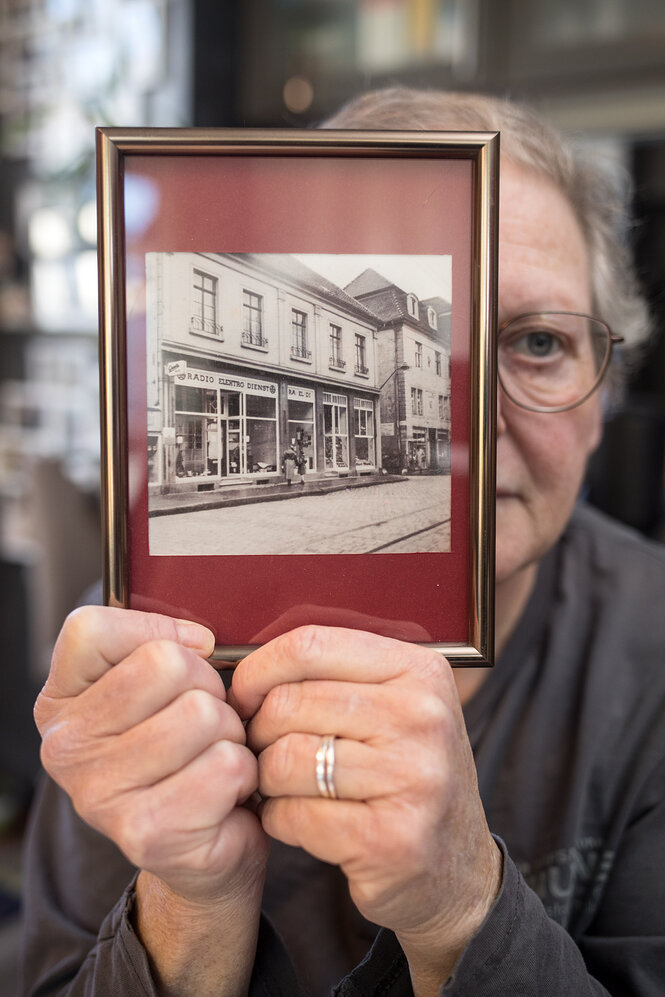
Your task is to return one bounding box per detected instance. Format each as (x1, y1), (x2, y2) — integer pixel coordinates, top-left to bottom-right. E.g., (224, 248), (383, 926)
(291, 310), (311, 360)
(329, 324), (345, 368)
(407, 293), (419, 319)
(415, 341), (423, 368)
(191, 270), (219, 336)
(411, 387), (423, 416)
(435, 351), (442, 376)
(427, 306), (438, 330)
(242, 290), (267, 347)
(355, 334), (368, 375)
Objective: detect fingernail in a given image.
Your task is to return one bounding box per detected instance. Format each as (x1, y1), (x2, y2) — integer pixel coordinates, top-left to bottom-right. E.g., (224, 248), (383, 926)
(174, 620), (216, 655)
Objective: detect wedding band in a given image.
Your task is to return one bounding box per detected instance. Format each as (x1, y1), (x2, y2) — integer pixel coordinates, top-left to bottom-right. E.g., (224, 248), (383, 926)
(315, 735), (337, 799)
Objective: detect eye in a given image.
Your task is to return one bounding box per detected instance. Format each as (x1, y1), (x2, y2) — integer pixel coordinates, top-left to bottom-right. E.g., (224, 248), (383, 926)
(511, 330), (562, 358)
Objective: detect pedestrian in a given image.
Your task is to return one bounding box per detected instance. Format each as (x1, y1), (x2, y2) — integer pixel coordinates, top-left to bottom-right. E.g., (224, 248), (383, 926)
(281, 442), (298, 485)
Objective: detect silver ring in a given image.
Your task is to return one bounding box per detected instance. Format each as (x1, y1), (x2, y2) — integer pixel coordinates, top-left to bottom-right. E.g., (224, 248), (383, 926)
(315, 735), (337, 799)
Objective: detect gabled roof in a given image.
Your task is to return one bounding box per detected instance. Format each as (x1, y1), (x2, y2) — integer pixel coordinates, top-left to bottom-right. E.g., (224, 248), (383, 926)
(343, 268), (393, 297)
(222, 253), (382, 325)
(345, 270), (451, 341)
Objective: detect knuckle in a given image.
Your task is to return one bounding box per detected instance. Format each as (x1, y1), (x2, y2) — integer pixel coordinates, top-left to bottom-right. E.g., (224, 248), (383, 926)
(72, 777), (106, 825)
(32, 690), (50, 734)
(416, 649), (451, 687)
(38, 717), (84, 775)
(142, 612), (180, 644)
(139, 640), (190, 688)
(287, 624), (326, 662)
(38, 731), (59, 775)
(142, 638), (184, 671)
(115, 808), (154, 867)
(213, 739), (246, 783)
(51, 606), (101, 664)
(416, 690), (449, 732)
(262, 734), (299, 788)
(179, 688), (220, 729)
(60, 605), (98, 642)
(264, 682), (301, 725)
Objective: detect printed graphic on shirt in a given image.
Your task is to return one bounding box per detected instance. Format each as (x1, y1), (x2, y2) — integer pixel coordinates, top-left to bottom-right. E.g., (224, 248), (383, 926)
(516, 837), (615, 930)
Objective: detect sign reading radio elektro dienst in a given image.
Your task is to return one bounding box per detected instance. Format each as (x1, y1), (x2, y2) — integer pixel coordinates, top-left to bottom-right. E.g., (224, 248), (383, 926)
(167, 362), (277, 397)
(166, 362), (316, 404)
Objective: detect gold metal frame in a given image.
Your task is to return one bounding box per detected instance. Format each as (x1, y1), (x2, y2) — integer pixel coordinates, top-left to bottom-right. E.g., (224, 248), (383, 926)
(96, 127), (498, 665)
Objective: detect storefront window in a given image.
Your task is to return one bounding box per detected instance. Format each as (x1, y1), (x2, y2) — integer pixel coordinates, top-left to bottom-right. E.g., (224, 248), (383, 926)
(354, 399), (375, 467)
(148, 434), (160, 484)
(171, 377), (279, 481)
(246, 393), (277, 473)
(287, 398), (315, 472)
(324, 394), (349, 470)
(175, 415), (205, 477)
(175, 385), (217, 413)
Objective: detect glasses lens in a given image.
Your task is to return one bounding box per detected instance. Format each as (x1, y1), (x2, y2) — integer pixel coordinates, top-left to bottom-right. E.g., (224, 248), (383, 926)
(498, 313), (612, 412)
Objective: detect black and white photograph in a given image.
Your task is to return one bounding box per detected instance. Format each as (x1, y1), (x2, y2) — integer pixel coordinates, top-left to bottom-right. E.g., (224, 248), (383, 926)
(146, 251), (453, 556)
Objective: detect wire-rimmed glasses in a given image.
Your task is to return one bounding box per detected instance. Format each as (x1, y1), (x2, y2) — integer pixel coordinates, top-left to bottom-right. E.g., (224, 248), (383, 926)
(498, 311), (625, 414)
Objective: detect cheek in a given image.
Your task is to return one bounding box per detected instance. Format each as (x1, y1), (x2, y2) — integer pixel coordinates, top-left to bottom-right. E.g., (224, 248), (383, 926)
(516, 405), (601, 501)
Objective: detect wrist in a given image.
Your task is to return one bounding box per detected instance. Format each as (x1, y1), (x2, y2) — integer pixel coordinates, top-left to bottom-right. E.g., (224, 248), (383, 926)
(133, 866), (267, 997)
(397, 838), (503, 997)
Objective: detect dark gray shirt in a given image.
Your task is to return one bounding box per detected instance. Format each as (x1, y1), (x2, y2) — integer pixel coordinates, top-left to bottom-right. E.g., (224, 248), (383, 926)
(20, 504), (665, 995)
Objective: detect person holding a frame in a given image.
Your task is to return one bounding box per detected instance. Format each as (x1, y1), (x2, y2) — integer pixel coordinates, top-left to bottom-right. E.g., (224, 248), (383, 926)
(23, 89), (664, 997)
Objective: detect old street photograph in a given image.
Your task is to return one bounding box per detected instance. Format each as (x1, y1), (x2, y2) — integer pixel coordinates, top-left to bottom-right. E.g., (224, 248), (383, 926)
(146, 252), (452, 556)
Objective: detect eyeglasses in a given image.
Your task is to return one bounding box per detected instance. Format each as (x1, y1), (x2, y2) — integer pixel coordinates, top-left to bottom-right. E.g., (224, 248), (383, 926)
(498, 311), (624, 413)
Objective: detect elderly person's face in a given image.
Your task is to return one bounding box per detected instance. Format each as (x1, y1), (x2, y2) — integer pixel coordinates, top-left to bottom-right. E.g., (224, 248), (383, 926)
(495, 162), (603, 586)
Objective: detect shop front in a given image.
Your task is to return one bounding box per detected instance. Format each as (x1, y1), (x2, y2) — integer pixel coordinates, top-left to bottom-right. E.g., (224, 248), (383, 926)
(150, 366), (281, 489)
(150, 361), (380, 493)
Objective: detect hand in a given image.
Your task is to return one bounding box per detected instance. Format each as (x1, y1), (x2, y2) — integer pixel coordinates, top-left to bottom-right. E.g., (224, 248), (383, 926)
(231, 625), (501, 990)
(35, 606), (269, 906)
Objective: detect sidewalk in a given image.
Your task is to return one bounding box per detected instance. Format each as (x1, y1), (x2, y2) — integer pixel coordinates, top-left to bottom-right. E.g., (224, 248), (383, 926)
(149, 475), (451, 556)
(149, 472), (408, 517)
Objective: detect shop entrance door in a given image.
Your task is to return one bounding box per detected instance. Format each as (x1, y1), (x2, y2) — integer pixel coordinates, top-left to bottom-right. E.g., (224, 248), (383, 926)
(221, 391), (242, 475)
(323, 395), (349, 471)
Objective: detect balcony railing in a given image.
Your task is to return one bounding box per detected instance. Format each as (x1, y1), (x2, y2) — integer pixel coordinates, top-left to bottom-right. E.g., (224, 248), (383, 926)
(355, 363), (369, 375)
(291, 344), (312, 360)
(329, 355), (346, 369)
(190, 316), (223, 337)
(242, 330), (268, 348)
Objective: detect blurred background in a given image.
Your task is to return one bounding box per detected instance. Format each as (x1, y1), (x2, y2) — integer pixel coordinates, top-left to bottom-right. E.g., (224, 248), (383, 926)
(1, 0), (665, 987)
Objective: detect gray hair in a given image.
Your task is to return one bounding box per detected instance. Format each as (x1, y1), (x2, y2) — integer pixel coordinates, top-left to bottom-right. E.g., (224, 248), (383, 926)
(323, 88), (651, 394)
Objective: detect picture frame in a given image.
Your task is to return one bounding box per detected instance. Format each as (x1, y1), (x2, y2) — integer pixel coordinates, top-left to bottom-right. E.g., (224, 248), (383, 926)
(96, 127), (498, 665)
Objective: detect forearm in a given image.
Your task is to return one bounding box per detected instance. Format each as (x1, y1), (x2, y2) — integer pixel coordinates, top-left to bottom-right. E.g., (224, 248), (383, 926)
(397, 836), (503, 997)
(134, 869), (266, 997)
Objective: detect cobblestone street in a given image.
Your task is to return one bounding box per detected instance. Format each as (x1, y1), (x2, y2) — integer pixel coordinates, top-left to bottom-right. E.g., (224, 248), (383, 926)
(149, 475), (451, 555)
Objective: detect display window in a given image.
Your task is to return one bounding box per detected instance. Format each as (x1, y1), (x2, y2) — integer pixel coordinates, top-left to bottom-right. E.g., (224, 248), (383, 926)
(287, 392), (315, 471)
(323, 392), (349, 470)
(172, 377), (279, 481)
(353, 398), (375, 468)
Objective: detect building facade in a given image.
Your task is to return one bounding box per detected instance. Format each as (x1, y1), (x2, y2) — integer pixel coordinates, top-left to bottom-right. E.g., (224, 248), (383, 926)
(344, 269), (452, 474)
(146, 253), (382, 494)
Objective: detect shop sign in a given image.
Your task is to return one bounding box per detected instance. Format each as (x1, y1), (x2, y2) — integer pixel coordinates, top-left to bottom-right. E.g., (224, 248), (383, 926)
(165, 360), (187, 376)
(287, 385), (315, 402)
(174, 366), (277, 396)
